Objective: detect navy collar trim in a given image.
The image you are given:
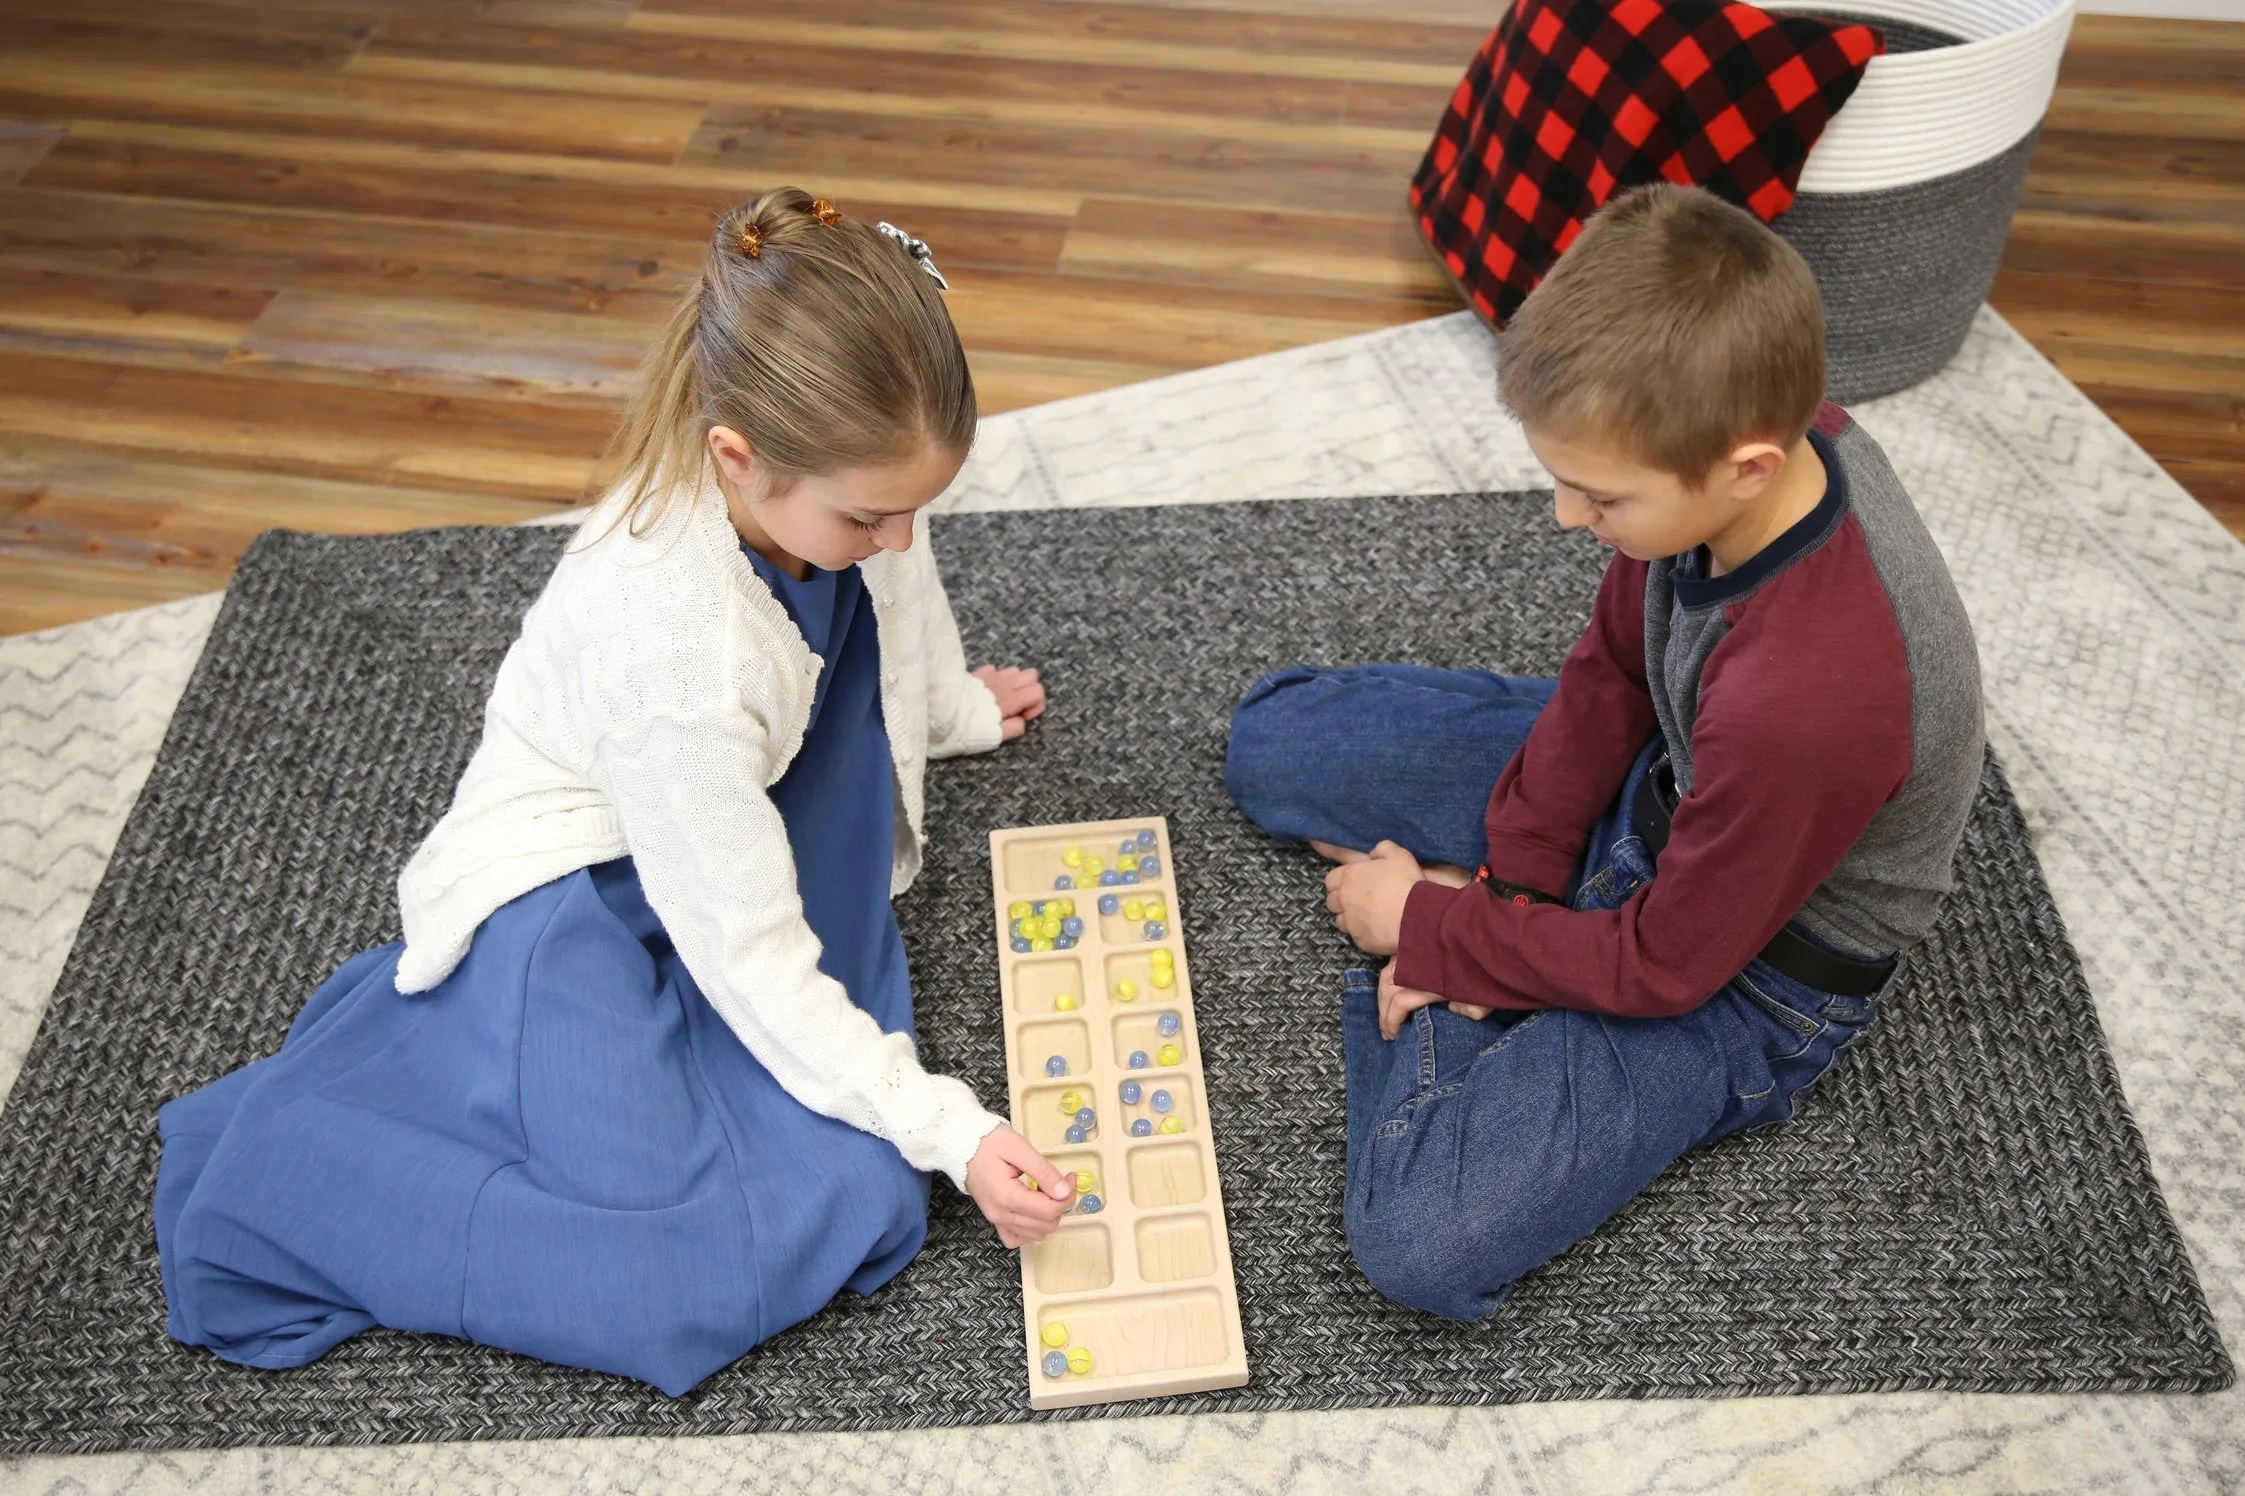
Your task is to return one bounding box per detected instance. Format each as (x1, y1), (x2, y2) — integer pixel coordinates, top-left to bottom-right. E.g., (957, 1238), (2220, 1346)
(1672, 426), (1847, 609)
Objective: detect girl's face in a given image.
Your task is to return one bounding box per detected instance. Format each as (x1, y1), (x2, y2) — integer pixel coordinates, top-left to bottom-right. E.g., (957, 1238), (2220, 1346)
(707, 427), (966, 574)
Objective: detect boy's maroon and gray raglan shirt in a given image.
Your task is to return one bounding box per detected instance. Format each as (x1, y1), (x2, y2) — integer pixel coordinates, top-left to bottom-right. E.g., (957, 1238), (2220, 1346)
(1392, 405), (1984, 1018)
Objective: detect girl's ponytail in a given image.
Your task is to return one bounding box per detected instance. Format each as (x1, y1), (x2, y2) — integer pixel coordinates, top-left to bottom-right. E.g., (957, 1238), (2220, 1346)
(597, 274), (707, 536)
(590, 186), (976, 538)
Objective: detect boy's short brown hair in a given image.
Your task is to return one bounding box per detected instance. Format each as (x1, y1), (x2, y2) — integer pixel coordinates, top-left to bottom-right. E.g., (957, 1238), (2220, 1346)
(1495, 183), (1826, 483)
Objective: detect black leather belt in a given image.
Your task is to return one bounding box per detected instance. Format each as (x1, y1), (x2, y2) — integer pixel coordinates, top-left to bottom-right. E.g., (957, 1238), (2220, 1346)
(1632, 752), (1898, 999)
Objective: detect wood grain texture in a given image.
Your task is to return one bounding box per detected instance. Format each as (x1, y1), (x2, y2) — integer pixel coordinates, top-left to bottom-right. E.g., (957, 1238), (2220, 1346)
(0, 50), (707, 161)
(0, 434), (560, 632)
(987, 817), (1250, 1412)
(0, 0), (2238, 632)
(0, 121), (63, 188)
(0, 189), (700, 316)
(0, 352), (611, 495)
(1988, 14), (2245, 538)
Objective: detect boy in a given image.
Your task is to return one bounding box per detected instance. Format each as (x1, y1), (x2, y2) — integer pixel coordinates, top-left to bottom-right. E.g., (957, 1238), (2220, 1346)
(1225, 182), (1982, 1319)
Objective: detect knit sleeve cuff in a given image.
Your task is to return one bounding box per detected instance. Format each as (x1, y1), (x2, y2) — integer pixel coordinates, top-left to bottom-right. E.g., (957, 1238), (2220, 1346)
(930, 671), (1005, 761)
(929, 1105), (1009, 1193)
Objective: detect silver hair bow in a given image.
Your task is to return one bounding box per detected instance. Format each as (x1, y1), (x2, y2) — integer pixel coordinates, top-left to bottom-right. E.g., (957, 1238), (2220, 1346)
(876, 220), (951, 291)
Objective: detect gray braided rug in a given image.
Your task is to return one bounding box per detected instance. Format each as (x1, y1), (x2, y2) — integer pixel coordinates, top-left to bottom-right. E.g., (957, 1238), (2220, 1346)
(0, 497), (2228, 1453)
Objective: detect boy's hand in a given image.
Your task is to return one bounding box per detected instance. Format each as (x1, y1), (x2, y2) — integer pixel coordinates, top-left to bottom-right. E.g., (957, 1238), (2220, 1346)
(966, 1124), (1073, 1248)
(1315, 839), (1427, 955)
(972, 665), (1046, 742)
(1313, 841), (1475, 889)
(1378, 960), (1447, 1040)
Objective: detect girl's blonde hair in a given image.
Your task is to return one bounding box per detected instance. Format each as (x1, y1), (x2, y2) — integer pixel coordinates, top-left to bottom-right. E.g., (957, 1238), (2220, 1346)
(596, 186), (977, 532)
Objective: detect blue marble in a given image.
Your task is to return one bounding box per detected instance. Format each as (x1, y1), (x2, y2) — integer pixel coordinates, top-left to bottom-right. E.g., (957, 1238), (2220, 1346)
(1143, 921), (1165, 939)
(1128, 1051), (1149, 1069)
(1130, 1119), (1152, 1137)
(1074, 1107), (1096, 1128)
(1064, 1125), (1087, 1145)
(1078, 1194), (1103, 1215)
(1158, 1011), (1181, 1037)
(1061, 916), (1084, 937)
(1045, 1055), (1068, 1078)
(1011, 938), (1031, 954)
(1151, 1089), (1174, 1114)
(1139, 856), (1161, 876)
(1042, 1350), (1069, 1379)
(1099, 870), (1119, 886)
(1098, 894), (1120, 916)
(1136, 830), (1155, 852)
(1120, 1080), (1142, 1105)
(1120, 870), (1139, 884)
(1053, 875), (1073, 890)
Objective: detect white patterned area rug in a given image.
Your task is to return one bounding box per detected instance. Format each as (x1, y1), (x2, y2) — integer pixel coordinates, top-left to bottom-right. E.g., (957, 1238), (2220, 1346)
(3, 309), (2241, 1494)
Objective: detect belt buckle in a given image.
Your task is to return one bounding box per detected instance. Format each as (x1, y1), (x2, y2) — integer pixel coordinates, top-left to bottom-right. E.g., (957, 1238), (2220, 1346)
(1650, 752), (1680, 814)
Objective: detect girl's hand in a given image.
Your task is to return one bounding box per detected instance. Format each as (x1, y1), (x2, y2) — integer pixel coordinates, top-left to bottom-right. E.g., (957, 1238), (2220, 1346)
(972, 665), (1047, 742)
(966, 1124), (1073, 1248)
(1377, 959), (1447, 1041)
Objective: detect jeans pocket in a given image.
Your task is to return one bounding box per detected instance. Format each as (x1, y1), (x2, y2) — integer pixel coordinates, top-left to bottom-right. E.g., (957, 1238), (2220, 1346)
(1570, 835), (1654, 913)
(1723, 966), (1824, 1117)
(1473, 1007), (1548, 1061)
(1823, 994), (1875, 1028)
(1724, 960), (1880, 1121)
(1733, 965), (1821, 1060)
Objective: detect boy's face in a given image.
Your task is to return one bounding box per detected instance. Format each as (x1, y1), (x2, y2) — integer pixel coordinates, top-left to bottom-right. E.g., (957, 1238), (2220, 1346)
(1523, 424), (1764, 563)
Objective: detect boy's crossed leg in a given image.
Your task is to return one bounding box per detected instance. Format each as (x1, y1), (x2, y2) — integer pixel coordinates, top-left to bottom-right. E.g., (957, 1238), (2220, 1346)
(1226, 663), (1557, 871)
(1228, 664), (1879, 1319)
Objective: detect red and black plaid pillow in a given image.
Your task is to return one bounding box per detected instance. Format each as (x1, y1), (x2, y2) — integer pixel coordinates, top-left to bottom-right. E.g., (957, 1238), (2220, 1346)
(1411, 0), (1883, 324)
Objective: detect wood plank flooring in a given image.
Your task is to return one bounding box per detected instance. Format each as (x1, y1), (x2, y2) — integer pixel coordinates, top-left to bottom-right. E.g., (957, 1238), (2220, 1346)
(1991, 14), (2245, 535)
(1, 1), (2238, 634)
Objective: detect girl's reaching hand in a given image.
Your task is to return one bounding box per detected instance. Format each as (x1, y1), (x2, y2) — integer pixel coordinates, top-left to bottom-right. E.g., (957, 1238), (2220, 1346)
(966, 1123), (1073, 1248)
(972, 665), (1046, 742)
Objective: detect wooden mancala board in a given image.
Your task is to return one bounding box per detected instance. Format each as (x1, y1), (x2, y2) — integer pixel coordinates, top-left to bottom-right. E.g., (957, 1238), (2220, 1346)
(986, 816), (1251, 1410)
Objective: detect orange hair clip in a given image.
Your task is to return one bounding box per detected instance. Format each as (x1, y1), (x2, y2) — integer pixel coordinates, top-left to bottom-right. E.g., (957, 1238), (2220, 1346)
(737, 223), (765, 259)
(808, 197), (842, 227)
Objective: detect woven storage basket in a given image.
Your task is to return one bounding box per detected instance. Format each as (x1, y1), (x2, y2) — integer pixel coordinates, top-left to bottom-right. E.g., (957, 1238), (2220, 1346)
(1768, 0), (2074, 400)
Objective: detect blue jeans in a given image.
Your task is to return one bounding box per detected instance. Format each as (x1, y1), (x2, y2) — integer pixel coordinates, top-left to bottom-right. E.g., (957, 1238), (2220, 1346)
(1225, 664), (1889, 1321)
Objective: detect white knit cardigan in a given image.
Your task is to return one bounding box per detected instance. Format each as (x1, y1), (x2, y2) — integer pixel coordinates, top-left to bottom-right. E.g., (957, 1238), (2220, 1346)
(394, 472), (1008, 1188)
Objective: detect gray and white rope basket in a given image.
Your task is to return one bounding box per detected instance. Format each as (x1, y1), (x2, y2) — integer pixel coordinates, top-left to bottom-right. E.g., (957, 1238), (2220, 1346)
(1771, 0), (2075, 400)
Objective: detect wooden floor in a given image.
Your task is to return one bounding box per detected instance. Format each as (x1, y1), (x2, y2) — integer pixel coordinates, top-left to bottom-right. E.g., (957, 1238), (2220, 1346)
(0, 1), (2238, 634)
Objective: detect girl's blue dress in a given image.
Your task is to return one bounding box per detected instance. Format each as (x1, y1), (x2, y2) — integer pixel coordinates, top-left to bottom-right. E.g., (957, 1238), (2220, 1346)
(153, 552), (931, 1397)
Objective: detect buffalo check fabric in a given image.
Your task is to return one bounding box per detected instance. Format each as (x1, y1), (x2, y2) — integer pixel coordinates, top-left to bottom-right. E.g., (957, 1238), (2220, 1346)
(1411, 0), (1883, 324)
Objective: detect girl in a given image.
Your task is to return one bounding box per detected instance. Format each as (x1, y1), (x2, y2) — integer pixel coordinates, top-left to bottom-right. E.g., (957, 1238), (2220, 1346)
(153, 187), (1072, 1396)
